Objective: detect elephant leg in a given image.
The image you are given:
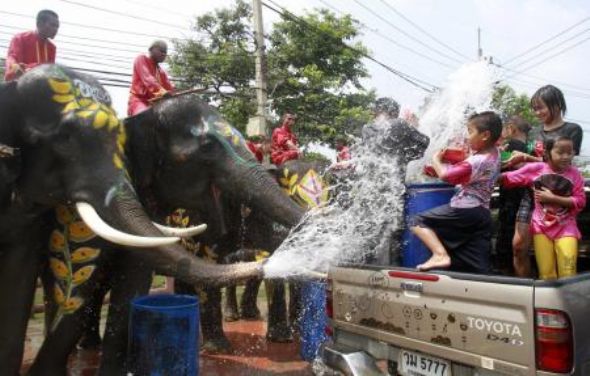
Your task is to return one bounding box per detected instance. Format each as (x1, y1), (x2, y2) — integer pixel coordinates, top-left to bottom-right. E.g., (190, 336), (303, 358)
(28, 308), (87, 376)
(77, 285), (108, 350)
(0, 239), (43, 375)
(200, 286), (232, 353)
(99, 255), (152, 376)
(264, 279), (292, 343)
(289, 280), (302, 332)
(240, 277), (262, 320)
(223, 284), (240, 322)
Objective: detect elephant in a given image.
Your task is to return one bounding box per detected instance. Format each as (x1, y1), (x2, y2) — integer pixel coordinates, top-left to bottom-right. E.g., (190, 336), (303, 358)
(120, 94), (308, 352)
(0, 65), (263, 375)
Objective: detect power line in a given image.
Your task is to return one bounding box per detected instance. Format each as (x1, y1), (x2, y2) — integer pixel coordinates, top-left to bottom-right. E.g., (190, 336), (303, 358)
(0, 10), (190, 41)
(350, 0), (464, 66)
(492, 61), (590, 93)
(56, 0), (191, 32)
(377, 0), (471, 61)
(120, 0), (189, 19)
(507, 35), (590, 78)
(262, 0), (438, 92)
(0, 24), (152, 49)
(503, 16), (590, 65)
(508, 28), (589, 70)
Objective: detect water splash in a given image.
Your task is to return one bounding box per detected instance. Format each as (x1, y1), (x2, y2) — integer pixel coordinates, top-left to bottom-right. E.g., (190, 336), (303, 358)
(264, 61), (499, 278)
(264, 116), (408, 278)
(407, 61), (499, 182)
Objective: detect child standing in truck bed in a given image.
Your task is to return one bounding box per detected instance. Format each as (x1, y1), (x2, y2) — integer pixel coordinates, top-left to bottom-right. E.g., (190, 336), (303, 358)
(411, 111), (502, 273)
(495, 116), (532, 273)
(500, 135), (585, 280)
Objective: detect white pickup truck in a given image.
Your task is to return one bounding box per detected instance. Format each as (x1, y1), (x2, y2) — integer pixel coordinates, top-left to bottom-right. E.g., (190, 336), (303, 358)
(321, 263), (590, 375)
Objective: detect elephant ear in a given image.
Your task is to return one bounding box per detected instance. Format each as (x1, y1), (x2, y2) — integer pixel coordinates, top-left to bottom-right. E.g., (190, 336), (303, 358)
(124, 109), (158, 191)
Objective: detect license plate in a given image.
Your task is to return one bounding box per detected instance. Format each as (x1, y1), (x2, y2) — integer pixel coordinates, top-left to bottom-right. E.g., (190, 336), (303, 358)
(398, 349), (452, 376)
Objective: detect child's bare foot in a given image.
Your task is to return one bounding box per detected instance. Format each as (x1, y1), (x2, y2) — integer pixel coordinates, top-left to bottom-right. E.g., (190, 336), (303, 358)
(417, 255), (451, 271)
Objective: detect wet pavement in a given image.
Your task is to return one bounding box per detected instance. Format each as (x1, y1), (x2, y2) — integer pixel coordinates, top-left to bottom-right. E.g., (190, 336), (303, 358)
(22, 295), (312, 375)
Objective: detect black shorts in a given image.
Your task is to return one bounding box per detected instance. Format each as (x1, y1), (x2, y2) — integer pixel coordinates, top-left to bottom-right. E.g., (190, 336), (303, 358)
(515, 189), (534, 224)
(411, 204), (492, 273)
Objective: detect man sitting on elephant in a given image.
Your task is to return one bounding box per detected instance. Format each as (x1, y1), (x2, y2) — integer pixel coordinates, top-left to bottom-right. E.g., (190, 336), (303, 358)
(127, 40), (174, 116)
(271, 112), (302, 165)
(4, 9), (59, 81)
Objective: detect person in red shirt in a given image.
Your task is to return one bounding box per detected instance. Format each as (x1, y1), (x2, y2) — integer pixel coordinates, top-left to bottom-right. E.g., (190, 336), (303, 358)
(271, 113), (301, 165)
(246, 136), (271, 163)
(4, 10), (59, 81)
(335, 137), (351, 162)
(127, 40), (175, 116)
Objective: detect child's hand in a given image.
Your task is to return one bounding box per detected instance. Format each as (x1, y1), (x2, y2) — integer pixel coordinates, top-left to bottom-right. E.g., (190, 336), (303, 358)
(433, 149), (444, 163)
(535, 187), (556, 204)
(504, 151), (526, 168)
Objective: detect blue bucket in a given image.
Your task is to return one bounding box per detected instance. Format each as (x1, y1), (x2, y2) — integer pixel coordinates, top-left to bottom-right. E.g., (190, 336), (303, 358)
(299, 280), (327, 361)
(402, 183), (456, 267)
(128, 294), (199, 376)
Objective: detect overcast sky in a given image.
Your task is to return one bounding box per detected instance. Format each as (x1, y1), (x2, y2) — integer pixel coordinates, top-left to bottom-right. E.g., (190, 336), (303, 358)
(2, 0), (589, 153)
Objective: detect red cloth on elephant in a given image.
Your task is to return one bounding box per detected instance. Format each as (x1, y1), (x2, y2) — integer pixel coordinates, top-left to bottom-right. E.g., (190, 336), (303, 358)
(246, 141), (264, 162)
(127, 54), (174, 116)
(336, 145), (351, 162)
(271, 124), (300, 165)
(4, 31), (56, 81)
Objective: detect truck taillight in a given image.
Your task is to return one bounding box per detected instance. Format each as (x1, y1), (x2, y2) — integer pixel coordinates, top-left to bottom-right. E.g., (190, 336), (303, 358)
(535, 308), (573, 373)
(325, 278), (333, 337)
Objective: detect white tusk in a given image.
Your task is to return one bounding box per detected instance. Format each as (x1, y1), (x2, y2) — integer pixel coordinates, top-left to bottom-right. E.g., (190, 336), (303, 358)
(75, 202), (181, 247)
(153, 223), (207, 237)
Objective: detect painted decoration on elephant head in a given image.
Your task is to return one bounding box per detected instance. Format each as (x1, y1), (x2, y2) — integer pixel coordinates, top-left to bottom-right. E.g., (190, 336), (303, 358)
(279, 168), (329, 208)
(46, 67), (127, 171)
(49, 205), (100, 328)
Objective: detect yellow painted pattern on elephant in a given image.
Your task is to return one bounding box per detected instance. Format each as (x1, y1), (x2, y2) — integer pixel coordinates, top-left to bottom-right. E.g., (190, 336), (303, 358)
(72, 265), (95, 286)
(47, 75), (126, 171)
(49, 230), (66, 253)
(50, 258), (69, 280)
(68, 220), (96, 243)
(71, 247), (101, 263)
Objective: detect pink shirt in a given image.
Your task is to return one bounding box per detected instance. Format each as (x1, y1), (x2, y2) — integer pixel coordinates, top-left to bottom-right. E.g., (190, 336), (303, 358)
(502, 162), (586, 239)
(441, 148), (500, 209)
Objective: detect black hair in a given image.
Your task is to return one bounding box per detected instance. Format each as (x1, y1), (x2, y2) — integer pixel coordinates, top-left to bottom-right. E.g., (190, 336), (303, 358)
(36, 10), (58, 25)
(374, 97), (400, 118)
(544, 135), (574, 162)
(531, 85), (567, 122)
(468, 111), (502, 145)
(506, 115), (531, 136)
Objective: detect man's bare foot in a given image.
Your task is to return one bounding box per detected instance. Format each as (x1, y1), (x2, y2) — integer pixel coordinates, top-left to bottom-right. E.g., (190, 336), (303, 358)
(417, 255), (451, 271)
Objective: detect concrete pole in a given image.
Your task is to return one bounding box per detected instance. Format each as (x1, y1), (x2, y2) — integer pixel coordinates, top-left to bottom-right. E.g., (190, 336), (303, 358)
(247, 0), (268, 137)
(477, 27), (483, 60)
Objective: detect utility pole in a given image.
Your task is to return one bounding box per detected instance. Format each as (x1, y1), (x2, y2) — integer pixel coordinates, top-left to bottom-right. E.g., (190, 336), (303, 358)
(477, 27), (483, 60)
(247, 0), (268, 137)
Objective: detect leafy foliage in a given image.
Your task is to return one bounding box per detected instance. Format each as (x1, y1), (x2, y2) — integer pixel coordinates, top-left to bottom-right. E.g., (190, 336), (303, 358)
(491, 84), (538, 127)
(169, 1), (375, 145)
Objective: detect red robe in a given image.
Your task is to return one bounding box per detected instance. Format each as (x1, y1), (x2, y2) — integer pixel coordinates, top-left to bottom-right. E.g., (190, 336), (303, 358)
(4, 31), (56, 81)
(246, 141), (264, 162)
(336, 145), (351, 162)
(127, 55), (174, 116)
(271, 124), (300, 165)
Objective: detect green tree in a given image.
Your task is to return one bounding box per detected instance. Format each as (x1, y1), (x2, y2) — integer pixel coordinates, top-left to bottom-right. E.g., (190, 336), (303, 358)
(169, 0), (256, 133)
(491, 84), (538, 126)
(170, 1), (375, 144)
(266, 8), (374, 144)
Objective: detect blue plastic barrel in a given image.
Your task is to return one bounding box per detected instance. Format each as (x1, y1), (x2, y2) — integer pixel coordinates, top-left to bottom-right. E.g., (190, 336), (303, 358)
(402, 183), (456, 267)
(128, 294), (199, 376)
(299, 280), (328, 361)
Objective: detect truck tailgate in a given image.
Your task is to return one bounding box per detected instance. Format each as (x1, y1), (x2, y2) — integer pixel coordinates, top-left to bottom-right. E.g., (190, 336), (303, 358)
(330, 266), (536, 374)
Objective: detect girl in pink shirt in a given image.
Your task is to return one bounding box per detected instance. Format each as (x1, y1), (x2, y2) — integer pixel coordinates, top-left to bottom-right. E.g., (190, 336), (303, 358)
(501, 136), (585, 279)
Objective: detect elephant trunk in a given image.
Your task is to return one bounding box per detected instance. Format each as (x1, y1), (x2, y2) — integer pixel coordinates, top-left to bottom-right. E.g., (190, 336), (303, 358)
(221, 160), (305, 227)
(96, 184), (263, 286)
